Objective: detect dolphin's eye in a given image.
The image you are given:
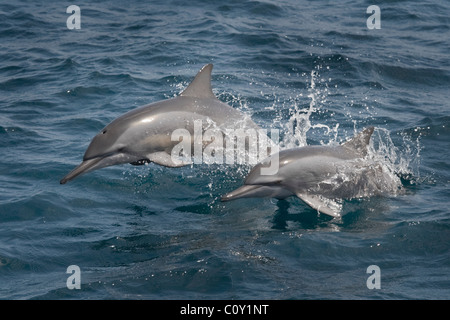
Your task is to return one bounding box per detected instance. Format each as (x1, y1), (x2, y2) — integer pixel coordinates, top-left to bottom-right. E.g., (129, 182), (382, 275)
(102, 130), (107, 135)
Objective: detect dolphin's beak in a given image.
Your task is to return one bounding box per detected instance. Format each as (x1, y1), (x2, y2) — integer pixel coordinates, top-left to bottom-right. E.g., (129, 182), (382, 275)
(60, 157), (104, 184)
(221, 185), (263, 201)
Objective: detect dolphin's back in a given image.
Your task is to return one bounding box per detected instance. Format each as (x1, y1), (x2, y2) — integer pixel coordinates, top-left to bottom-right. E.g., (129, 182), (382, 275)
(245, 145), (357, 184)
(108, 95), (258, 133)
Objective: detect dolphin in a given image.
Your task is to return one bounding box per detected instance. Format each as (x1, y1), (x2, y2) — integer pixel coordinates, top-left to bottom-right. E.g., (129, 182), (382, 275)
(60, 64), (260, 184)
(221, 127), (401, 217)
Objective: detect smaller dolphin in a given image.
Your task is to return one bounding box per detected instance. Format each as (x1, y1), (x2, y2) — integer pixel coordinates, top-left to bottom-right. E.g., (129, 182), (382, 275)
(222, 127), (401, 217)
(60, 64), (260, 184)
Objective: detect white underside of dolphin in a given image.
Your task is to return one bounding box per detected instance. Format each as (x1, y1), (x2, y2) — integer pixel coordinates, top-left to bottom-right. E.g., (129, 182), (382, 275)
(221, 127), (402, 217)
(61, 64), (260, 184)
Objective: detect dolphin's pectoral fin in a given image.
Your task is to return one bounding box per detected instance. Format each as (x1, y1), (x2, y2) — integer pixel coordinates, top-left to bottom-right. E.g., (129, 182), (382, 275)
(296, 193), (342, 218)
(147, 151), (186, 168)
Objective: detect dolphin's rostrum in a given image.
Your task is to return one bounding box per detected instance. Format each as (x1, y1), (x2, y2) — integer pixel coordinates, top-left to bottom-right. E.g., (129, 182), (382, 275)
(60, 64), (260, 184)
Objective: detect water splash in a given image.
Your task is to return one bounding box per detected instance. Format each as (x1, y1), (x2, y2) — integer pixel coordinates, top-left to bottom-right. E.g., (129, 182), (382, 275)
(369, 127), (422, 186)
(280, 68), (422, 197)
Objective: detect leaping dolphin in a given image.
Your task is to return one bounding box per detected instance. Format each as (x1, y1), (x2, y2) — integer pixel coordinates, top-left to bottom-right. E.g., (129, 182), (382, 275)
(60, 64), (260, 184)
(221, 127), (402, 217)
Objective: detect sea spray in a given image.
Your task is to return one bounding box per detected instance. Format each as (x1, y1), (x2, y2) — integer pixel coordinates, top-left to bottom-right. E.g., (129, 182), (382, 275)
(283, 70), (338, 149)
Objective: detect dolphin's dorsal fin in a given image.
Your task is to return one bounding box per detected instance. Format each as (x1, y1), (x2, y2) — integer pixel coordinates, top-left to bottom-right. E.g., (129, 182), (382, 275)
(342, 126), (374, 157)
(180, 64), (216, 98)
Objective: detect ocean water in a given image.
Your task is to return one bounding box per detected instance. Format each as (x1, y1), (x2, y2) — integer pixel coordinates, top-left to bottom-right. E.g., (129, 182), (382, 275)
(0, 0), (449, 300)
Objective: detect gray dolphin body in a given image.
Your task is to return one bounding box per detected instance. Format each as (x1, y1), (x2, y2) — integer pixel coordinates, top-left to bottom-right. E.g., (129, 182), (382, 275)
(222, 127), (401, 217)
(61, 64), (259, 184)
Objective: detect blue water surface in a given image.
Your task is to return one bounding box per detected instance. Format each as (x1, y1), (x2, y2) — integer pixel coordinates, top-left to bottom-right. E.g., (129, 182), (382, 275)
(0, 0), (449, 299)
